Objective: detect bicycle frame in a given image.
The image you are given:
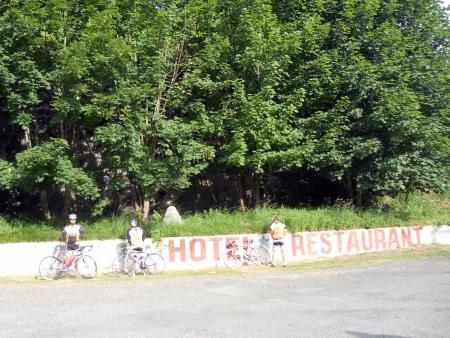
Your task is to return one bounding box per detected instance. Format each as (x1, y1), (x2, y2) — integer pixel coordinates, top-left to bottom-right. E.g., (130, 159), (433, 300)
(39, 244), (97, 280)
(223, 239), (269, 269)
(58, 245), (93, 268)
(112, 244), (166, 276)
(226, 240), (257, 263)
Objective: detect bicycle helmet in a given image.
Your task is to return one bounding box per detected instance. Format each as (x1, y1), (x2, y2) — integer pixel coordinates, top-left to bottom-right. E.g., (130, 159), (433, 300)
(130, 219), (138, 227)
(69, 213), (77, 220)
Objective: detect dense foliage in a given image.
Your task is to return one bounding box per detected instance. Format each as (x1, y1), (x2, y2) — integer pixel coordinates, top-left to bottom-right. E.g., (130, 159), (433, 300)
(0, 0), (448, 219)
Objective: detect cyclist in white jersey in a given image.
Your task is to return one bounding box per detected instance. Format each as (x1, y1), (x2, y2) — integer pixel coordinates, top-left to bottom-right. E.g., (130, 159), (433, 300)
(126, 219), (145, 276)
(60, 213), (85, 269)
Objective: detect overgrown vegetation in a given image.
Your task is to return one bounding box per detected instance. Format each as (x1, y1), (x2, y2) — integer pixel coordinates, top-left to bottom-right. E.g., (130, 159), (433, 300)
(0, 192), (447, 243)
(0, 0), (448, 219)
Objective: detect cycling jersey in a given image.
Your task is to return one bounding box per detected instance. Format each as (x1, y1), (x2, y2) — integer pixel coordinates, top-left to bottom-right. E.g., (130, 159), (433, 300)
(127, 227), (145, 248)
(60, 224), (84, 246)
(270, 221), (286, 241)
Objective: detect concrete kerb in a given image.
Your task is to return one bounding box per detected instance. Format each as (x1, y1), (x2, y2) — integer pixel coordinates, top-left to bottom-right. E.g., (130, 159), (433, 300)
(0, 225), (448, 277)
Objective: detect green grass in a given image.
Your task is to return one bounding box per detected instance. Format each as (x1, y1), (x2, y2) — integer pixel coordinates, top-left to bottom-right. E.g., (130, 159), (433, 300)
(0, 191), (448, 243)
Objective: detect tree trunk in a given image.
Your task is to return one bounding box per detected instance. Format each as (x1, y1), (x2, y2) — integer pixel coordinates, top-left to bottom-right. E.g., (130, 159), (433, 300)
(63, 184), (74, 216)
(59, 121), (65, 139)
(22, 126), (32, 149)
(356, 190), (363, 207)
(142, 198), (150, 220)
(343, 172), (354, 202)
(252, 172), (261, 207)
(131, 185), (141, 214)
(40, 190), (51, 220)
(234, 174), (246, 211)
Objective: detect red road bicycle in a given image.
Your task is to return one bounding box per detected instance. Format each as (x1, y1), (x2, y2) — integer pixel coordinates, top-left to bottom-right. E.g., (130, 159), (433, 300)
(39, 244), (97, 280)
(222, 239), (270, 269)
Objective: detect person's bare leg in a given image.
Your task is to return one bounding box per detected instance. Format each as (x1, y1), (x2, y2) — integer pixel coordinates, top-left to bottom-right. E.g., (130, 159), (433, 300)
(280, 246), (288, 267)
(272, 245), (276, 266)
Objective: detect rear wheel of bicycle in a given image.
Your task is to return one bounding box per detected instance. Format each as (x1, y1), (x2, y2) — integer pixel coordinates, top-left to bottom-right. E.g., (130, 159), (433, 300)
(124, 254), (138, 274)
(76, 255), (97, 278)
(144, 253), (166, 274)
(39, 256), (65, 280)
(222, 248), (243, 269)
(111, 256), (125, 276)
(249, 246), (270, 266)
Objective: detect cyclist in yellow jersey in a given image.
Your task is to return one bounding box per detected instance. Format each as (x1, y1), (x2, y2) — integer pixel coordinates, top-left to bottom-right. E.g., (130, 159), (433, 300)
(269, 216), (288, 267)
(127, 219), (145, 276)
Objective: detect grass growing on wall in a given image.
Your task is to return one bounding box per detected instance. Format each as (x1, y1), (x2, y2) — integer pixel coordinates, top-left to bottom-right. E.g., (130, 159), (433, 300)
(0, 192), (448, 243)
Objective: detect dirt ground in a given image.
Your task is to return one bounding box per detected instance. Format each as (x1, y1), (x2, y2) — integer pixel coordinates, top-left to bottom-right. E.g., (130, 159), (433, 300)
(1, 251), (449, 338)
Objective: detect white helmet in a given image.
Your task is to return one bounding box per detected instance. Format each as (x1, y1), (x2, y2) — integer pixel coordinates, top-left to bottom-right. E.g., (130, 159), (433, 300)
(69, 213), (77, 220)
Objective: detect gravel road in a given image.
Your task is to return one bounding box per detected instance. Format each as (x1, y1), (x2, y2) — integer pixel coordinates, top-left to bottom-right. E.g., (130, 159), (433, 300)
(0, 257), (449, 338)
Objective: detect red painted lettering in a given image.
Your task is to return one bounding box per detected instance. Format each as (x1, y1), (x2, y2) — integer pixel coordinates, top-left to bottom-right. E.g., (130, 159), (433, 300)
(334, 231), (345, 253)
(242, 236), (249, 248)
(168, 239), (186, 263)
(360, 229), (373, 251)
(225, 236), (240, 247)
(190, 238), (206, 262)
(346, 230), (360, 253)
(209, 237), (223, 260)
(307, 233), (318, 255)
(388, 228), (400, 250)
(401, 228), (412, 247)
(320, 233), (332, 254)
(291, 234), (305, 256)
(375, 229), (386, 250)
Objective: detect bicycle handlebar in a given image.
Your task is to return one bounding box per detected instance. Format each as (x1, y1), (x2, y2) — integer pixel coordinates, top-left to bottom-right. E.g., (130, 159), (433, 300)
(60, 244), (93, 254)
(80, 244), (93, 252)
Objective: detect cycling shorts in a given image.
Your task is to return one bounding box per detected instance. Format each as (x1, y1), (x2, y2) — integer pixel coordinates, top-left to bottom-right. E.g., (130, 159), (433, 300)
(66, 243), (80, 251)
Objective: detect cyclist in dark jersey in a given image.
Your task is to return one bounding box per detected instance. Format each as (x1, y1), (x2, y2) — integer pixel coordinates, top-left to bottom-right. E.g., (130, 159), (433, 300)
(60, 214), (85, 268)
(60, 213), (84, 250)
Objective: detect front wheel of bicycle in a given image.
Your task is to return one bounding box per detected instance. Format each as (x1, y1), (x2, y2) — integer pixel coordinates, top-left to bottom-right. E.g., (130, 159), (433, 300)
(76, 255), (97, 278)
(39, 256), (65, 280)
(222, 248), (243, 270)
(249, 246), (270, 266)
(144, 253), (166, 274)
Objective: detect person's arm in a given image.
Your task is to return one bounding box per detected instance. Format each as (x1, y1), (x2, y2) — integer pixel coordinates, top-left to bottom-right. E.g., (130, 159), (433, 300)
(268, 223), (273, 239)
(127, 228), (132, 246)
(59, 228), (67, 243)
(79, 226), (85, 241)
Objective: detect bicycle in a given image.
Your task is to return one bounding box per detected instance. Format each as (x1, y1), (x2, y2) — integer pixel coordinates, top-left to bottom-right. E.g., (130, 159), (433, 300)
(222, 239), (270, 270)
(111, 244), (166, 276)
(39, 244), (97, 280)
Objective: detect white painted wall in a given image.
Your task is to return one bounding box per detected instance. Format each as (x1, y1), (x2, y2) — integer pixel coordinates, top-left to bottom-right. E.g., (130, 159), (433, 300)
(0, 225), (446, 277)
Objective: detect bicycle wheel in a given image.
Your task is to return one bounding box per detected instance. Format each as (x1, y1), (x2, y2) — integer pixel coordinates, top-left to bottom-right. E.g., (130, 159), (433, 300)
(39, 256), (65, 280)
(76, 255), (97, 278)
(144, 253), (166, 274)
(124, 254), (137, 274)
(111, 256), (125, 276)
(222, 247), (243, 270)
(249, 246), (270, 266)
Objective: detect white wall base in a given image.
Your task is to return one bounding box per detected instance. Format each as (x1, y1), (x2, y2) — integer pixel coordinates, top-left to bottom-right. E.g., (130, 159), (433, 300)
(0, 225), (447, 277)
